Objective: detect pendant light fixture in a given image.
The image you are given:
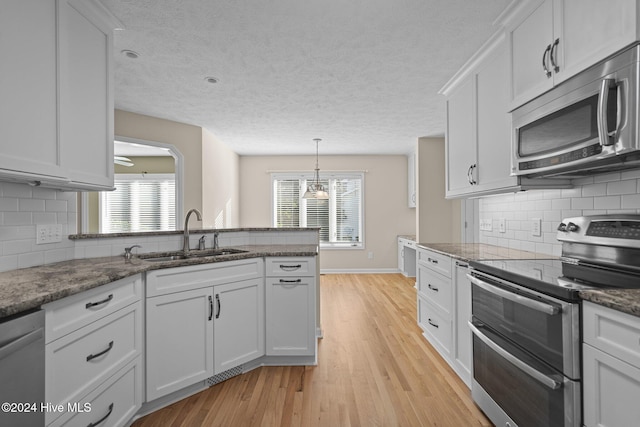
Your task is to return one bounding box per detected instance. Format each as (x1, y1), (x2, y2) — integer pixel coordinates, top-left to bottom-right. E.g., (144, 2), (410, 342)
(302, 138), (329, 199)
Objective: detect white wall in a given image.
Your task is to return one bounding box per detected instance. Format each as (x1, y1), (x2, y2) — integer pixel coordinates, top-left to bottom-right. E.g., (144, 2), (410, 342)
(0, 182), (76, 272)
(479, 170), (640, 256)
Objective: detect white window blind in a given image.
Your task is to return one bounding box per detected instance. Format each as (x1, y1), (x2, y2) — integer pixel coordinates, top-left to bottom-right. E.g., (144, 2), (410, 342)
(101, 174), (176, 233)
(272, 173), (364, 248)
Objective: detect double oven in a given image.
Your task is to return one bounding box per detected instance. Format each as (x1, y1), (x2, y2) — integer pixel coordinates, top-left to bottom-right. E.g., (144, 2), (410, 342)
(468, 215), (640, 427)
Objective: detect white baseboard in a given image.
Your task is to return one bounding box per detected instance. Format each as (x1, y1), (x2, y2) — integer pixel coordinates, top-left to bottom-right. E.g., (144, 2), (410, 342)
(320, 268), (401, 274)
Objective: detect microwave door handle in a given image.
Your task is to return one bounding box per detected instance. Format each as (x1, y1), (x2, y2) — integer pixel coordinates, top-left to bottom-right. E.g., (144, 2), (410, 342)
(467, 274), (560, 315)
(469, 322), (562, 390)
(598, 78), (616, 146)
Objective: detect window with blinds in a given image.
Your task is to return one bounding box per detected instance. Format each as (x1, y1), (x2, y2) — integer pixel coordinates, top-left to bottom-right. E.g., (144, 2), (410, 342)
(100, 174), (176, 233)
(272, 173), (364, 248)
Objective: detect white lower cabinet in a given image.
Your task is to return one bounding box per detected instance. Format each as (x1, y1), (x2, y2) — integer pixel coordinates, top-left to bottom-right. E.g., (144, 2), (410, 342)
(583, 301), (640, 427)
(213, 278), (265, 374)
(415, 247), (472, 388)
(145, 258), (265, 401)
(145, 287), (214, 401)
(265, 257), (317, 356)
(43, 275), (143, 427)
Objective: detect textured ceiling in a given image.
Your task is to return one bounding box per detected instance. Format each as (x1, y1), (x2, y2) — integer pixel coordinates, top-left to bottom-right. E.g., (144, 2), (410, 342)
(102, 0), (511, 155)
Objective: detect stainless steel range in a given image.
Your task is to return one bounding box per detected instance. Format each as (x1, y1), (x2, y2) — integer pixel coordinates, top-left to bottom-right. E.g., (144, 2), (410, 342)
(467, 215), (640, 427)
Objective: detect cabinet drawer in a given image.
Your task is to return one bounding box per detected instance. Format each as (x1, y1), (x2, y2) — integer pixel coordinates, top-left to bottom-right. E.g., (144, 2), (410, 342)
(46, 303), (141, 413)
(418, 296), (451, 358)
(398, 238), (416, 249)
(265, 257), (315, 277)
(417, 248), (451, 278)
(147, 258), (263, 297)
(49, 358), (142, 427)
(583, 302), (640, 368)
(417, 265), (451, 315)
(44, 274), (142, 343)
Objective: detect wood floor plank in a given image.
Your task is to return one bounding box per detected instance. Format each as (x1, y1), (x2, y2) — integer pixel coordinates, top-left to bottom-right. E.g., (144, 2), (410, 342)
(132, 273), (491, 426)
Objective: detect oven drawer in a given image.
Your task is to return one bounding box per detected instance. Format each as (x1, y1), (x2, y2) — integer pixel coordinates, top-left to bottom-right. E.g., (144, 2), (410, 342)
(417, 264), (451, 315)
(471, 322), (580, 427)
(418, 296), (451, 358)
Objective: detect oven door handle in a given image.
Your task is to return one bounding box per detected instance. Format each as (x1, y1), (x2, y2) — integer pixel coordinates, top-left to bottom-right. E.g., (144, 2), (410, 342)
(469, 322), (562, 390)
(467, 274), (560, 315)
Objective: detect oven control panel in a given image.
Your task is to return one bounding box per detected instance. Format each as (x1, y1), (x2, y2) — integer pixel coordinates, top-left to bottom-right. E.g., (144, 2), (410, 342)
(557, 215), (640, 249)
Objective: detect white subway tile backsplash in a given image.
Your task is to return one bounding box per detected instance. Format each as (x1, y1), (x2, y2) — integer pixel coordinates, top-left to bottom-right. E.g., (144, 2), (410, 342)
(479, 173), (640, 256)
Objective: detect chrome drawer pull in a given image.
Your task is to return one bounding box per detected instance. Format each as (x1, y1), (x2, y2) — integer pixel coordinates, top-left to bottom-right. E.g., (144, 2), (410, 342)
(427, 319), (439, 328)
(469, 322), (561, 390)
(86, 341), (114, 362)
(467, 274), (560, 315)
(280, 264), (301, 270)
(85, 294), (113, 309)
(428, 284), (439, 292)
(87, 403), (113, 427)
(279, 279), (302, 283)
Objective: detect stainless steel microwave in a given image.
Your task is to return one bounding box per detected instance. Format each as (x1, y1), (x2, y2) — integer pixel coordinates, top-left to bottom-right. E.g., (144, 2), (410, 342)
(512, 44), (640, 178)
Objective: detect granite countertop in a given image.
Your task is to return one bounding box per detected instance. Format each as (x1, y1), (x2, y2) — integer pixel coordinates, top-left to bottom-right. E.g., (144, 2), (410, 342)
(0, 244), (317, 319)
(418, 242), (640, 318)
(579, 289), (640, 317)
(417, 242), (554, 262)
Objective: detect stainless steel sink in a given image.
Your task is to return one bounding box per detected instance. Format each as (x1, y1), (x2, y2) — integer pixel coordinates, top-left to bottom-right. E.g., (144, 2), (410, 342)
(140, 248), (248, 262)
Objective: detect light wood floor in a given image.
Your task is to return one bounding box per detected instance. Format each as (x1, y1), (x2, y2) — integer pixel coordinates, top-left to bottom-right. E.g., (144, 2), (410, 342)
(132, 273), (491, 426)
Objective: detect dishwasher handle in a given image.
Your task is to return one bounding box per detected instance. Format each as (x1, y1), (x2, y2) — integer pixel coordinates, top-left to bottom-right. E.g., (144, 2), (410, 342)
(0, 328), (44, 361)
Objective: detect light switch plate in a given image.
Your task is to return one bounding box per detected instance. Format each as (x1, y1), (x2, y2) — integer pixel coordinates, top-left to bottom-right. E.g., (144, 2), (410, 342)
(479, 219), (493, 231)
(531, 218), (542, 236)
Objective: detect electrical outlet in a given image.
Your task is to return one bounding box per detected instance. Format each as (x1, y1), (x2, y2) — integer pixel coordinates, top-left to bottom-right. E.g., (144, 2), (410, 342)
(36, 224), (63, 245)
(479, 219), (493, 231)
(499, 218), (506, 233)
(531, 218), (542, 237)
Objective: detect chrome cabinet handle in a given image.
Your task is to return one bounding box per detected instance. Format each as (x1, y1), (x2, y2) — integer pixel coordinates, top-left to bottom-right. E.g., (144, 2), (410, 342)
(427, 319), (439, 328)
(86, 341), (114, 362)
(598, 78), (617, 146)
(467, 274), (560, 315)
(470, 164), (477, 185)
(215, 294), (221, 319)
(208, 295), (213, 321)
(550, 38), (560, 73)
(86, 294), (113, 309)
(467, 164), (473, 185)
(280, 264), (301, 271)
(542, 44), (552, 77)
(428, 284), (439, 292)
(469, 322), (562, 390)
(87, 403), (114, 427)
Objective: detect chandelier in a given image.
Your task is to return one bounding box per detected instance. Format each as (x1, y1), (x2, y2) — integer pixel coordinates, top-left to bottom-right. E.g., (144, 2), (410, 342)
(302, 138), (329, 199)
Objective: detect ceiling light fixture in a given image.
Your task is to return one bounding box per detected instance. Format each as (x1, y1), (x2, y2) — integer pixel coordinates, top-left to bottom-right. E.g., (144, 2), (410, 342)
(204, 76), (219, 84)
(114, 155), (134, 167)
(121, 49), (139, 59)
(302, 138), (329, 199)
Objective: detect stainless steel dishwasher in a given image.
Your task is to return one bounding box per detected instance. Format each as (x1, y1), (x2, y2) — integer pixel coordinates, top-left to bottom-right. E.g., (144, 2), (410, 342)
(0, 309), (45, 427)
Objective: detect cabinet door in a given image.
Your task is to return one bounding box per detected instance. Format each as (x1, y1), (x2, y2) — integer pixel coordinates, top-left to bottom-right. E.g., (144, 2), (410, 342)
(213, 278), (265, 374)
(475, 40), (518, 193)
(445, 78), (476, 197)
(452, 263), (472, 388)
(583, 344), (640, 427)
(266, 277), (316, 356)
(58, 0), (116, 189)
(0, 0), (65, 181)
(509, 0), (554, 108)
(555, 0), (639, 85)
(146, 287), (214, 401)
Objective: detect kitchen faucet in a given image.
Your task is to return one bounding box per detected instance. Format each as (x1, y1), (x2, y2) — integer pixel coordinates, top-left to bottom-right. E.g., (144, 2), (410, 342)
(183, 208), (202, 253)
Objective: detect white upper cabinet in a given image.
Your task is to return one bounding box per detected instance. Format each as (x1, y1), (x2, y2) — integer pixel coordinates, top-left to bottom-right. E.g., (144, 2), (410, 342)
(58, 0), (119, 190)
(0, 0), (66, 184)
(508, 0), (640, 109)
(0, 0), (120, 190)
